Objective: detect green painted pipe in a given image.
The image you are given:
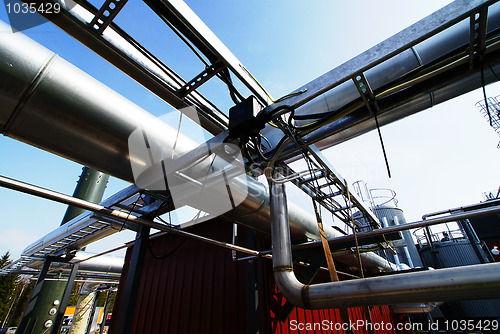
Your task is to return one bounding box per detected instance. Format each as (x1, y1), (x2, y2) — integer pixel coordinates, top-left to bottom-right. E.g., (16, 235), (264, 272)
(61, 167), (109, 224)
(17, 167), (108, 334)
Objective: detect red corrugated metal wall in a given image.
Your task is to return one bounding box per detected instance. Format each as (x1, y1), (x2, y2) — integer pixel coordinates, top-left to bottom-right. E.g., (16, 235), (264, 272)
(268, 273), (411, 334)
(110, 220), (411, 334)
(110, 220), (249, 333)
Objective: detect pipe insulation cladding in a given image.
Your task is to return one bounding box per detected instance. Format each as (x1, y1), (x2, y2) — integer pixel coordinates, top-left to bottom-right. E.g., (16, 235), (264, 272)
(260, 1), (500, 155)
(0, 20), (392, 272)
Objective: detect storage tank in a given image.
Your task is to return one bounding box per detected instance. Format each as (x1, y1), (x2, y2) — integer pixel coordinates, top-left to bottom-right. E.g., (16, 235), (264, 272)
(414, 221), (500, 319)
(352, 181), (423, 268)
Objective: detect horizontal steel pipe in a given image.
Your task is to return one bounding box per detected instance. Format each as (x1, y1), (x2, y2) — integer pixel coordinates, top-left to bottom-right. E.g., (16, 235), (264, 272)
(0, 22), (394, 272)
(0, 175), (269, 258)
(28, 251), (124, 275)
(32, 0), (228, 135)
(0, 20), (325, 240)
(260, 1), (500, 155)
(292, 204), (500, 252)
(421, 197), (500, 219)
(70, 251), (124, 275)
(270, 181), (500, 309)
(0, 173), (394, 272)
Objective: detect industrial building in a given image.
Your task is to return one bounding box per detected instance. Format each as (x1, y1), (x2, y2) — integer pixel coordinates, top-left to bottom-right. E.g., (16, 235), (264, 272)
(1, 1), (500, 333)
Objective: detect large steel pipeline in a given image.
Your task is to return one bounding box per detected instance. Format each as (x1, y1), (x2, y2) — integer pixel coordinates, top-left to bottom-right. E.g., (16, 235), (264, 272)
(270, 181), (500, 309)
(27, 0), (228, 135)
(260, 1), (500, 155)
(1, 0), (497, 308)
(70, 251), (124, 275)
(0, 174), (391, 272)
(0, 21), (392, 272)
(27, 251), (124, 275)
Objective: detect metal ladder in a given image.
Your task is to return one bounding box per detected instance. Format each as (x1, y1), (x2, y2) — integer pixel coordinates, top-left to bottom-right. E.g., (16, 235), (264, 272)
(279, 144), (381, 231)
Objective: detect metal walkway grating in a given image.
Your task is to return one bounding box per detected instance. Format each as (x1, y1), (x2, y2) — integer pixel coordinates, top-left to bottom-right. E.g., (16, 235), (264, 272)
(0, 185), (147, 275)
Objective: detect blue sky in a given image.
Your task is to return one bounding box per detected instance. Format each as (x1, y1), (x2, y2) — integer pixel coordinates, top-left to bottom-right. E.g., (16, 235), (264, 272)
(1, 0), (500, 259)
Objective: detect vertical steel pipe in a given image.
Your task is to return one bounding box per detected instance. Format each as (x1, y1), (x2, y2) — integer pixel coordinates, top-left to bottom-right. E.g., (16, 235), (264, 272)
(269, 181), (500, 309)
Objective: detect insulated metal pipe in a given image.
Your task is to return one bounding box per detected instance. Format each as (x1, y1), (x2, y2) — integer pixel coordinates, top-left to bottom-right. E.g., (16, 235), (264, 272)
(0, 19), (319, 239)
(70, 251), (124, 275)
(30, 0), (228, 135)
(3, 173), (394, 272)
(0, 23), (311, 235)
(0, 20), (188, 182)
(421, 197), (500, 219)
(26, 251), (124, 276)
(290, 204), (500, 252)
(270, 181), (500, 309)
(0, 20), (392, 271)
(260, 1), (500, 155)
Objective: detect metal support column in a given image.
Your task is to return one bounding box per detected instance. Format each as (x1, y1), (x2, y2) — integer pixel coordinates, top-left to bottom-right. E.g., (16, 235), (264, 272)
(99, 289), (114, 334)
(61, 167), (110, 224)
(17, 258), (53, 333)
(51, 263), (80, 334)
(17, 167), (109, 334)
(459, 219), (488, 264)
(112, 226), (150, 334)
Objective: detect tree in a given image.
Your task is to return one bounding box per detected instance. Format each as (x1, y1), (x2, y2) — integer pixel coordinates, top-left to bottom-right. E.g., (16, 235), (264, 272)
(7, 277), (35, 327)
(0, 252), (19, 327)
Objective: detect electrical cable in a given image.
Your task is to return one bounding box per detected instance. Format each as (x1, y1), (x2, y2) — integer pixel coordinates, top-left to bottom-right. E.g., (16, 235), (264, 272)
(259, 133), (272, 149)
(118, 194), (141, 232)
(158, 13), (211, 67)
(373, 110), (392, 178)
(218, 69), (245, 104)
(268, 101), (362, 134)
(154, 7), (247, 106)
(240, 65), (309, 103)
(267, 105), (294, 120)
(251, 135), (268, 162)
(242, 140), (258, 164)
(250, 133), (281, 163)
(148, 203), (187, 259)
(274, 89), (308, 103)
(104, 7), (229, 127)
(240, 65), (274, 103)
(246, 133), (289, 167)
(148, 237), (187, 260)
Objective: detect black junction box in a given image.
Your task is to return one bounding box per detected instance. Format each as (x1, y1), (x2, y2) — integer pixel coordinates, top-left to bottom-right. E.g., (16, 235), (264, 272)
(228, 96), (264, 139)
